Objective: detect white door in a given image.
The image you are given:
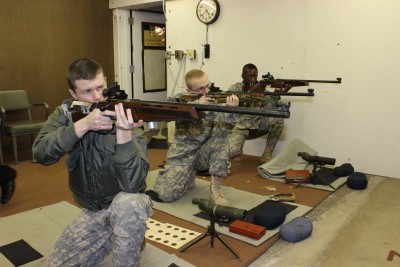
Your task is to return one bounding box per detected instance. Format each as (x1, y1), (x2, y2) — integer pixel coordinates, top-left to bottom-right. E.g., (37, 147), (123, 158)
(131, 11), (166, 102)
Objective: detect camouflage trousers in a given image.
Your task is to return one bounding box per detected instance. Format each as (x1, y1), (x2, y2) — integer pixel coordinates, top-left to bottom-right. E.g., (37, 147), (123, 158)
(154, 133), (230, 203)
(47, 192), (153, 267)
(228, 117), (284, 157)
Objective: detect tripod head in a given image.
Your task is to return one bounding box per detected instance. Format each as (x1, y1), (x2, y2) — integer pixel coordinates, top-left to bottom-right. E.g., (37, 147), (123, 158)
(295, 152), (337, 190)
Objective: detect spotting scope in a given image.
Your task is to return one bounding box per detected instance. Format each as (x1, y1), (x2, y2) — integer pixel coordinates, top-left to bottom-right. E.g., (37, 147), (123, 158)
(192, 198), (247, 220)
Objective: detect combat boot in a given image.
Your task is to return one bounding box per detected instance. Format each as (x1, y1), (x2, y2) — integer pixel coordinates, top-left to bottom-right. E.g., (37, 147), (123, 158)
(260, 147), (273, 164)
(231, 154), (243, 163)
(187, 171), (196, 191)
(209, 176), (229, 206)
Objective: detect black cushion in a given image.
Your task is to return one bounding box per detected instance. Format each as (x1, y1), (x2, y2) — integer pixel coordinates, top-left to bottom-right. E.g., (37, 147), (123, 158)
(333, 163), (354, 177)
(253, 200), (286, 230)
(347, 172), (368, 190)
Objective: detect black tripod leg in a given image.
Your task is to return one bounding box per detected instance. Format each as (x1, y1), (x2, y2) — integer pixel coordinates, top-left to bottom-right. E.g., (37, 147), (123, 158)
(180, 232), (209, 253)
(215, 232), (240, 258)
(316, 173), (336, 190)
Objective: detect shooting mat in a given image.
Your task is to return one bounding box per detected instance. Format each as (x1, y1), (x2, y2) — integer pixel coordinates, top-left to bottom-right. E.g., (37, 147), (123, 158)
(146, 170), (312, 246)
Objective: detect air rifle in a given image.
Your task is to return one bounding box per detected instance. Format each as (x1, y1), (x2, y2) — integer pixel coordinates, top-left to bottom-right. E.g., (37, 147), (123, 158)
(69, 82), (291, 123)
(179, 89), (314, 106)
(260, 72), (341, 88)
(243, 72), (342, 92)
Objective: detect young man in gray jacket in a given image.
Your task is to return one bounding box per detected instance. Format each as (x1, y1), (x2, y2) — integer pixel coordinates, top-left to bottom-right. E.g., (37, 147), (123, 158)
(33, 58), (152, 267)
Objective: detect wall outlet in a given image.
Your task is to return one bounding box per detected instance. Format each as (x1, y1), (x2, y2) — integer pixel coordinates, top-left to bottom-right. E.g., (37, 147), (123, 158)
(187, 49), (196, 59)
(174, 50), (184, 60)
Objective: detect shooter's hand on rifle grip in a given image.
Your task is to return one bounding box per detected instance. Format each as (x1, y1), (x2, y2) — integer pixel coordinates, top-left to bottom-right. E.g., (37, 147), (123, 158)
(74, 108), (115, 138)
(248, 83), (267, 93)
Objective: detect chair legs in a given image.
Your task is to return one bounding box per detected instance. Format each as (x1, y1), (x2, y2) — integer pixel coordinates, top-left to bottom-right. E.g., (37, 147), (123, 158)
(0, 136), (3, 165)
(1, 134), (36, 165)
(12, 136), (19, 165)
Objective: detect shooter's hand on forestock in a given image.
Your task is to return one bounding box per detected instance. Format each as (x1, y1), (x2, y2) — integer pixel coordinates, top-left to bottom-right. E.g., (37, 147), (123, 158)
(198, 95), (216, 105)
(114, 103), (144, 144)
(114, 103), (144, 130)
(226, 94), (239, 106)
(273, 82), (293, 93)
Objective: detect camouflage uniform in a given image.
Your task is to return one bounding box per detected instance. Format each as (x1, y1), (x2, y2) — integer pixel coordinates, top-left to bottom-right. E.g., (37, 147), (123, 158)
(33, 99), (152, 267)
(47, 192), (152, 267)
(154, 98), (232, 202)
(227, 82), (284, 159)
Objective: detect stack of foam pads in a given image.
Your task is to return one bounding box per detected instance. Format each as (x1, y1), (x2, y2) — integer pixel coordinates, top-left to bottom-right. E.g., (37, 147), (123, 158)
(258, 139), (349, 192)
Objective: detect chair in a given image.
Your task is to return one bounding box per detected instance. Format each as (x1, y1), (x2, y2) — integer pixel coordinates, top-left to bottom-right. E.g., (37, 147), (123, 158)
(0, 90), (49, 165)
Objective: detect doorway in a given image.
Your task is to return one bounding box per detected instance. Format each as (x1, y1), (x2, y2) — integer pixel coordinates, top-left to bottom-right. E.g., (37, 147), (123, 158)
(131, 10), (167, 102)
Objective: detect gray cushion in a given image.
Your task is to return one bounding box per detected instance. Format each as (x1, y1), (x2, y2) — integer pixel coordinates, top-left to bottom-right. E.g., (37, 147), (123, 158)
(280, 216), (313, 243)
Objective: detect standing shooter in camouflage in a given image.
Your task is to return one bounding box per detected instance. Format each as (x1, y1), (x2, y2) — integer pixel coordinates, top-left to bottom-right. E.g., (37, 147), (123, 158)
(228, 63), (286, 164)
(32, 58), (152, 267)
(153, 69), (239, 206)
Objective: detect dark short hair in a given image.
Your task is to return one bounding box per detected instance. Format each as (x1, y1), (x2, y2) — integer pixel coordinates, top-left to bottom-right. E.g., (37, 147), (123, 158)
(66, 58), (104, 91)
(242, 63), (258, 74)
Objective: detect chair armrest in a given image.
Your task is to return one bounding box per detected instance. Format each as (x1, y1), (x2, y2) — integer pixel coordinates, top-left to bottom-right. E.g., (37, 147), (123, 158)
(32, 102), (50, 120)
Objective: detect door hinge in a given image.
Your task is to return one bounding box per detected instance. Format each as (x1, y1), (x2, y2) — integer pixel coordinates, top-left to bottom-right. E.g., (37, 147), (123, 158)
(128, 17), (134, 25)
(129, 65), (134, 73)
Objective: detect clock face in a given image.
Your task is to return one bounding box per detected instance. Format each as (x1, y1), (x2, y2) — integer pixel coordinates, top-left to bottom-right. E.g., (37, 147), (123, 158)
(196, 0), (220, 25)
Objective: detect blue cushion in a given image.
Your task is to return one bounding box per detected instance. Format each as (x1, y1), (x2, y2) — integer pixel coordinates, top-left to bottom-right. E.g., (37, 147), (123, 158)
(279, 217), (313, 243)
(347, 172), (368, 190)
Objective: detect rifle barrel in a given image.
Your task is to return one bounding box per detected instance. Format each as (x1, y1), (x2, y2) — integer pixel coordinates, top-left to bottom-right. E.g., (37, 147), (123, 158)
(259, 91), (314, 96)
(263, 78), (342, 84)
(206, 90), (314, 98)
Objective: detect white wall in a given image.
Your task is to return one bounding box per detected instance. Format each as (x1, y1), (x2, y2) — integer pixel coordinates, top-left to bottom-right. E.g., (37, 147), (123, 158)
(163, 0), (400, 179)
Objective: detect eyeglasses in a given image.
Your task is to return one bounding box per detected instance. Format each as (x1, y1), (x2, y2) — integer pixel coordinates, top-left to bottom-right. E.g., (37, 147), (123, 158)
(243, 74), (258, 79)
(190, 83), (211, 92)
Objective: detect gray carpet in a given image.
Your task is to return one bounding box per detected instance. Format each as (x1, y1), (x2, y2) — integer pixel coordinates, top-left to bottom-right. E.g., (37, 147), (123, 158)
(0, 202), (194, 267)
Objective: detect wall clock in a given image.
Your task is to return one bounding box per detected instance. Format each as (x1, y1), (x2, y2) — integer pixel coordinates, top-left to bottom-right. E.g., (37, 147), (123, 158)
(196, 0), (220, 25)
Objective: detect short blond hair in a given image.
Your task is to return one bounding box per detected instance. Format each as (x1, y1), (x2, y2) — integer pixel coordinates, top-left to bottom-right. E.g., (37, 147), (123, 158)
(185, 69), (206, 89)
